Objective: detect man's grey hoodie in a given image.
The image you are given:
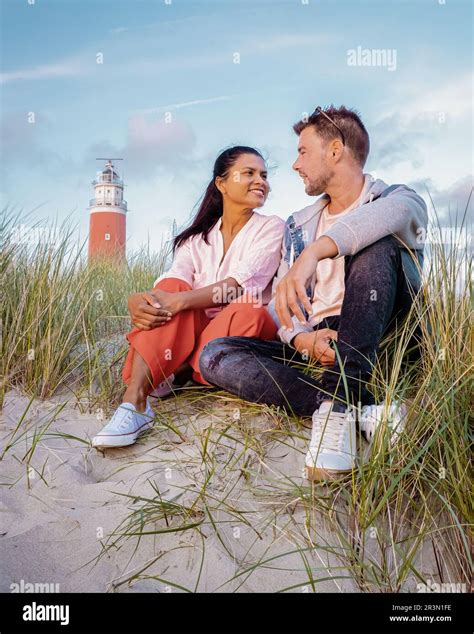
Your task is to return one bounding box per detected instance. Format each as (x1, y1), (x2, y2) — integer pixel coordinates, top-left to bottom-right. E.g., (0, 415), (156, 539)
(267, 175), (428, 346)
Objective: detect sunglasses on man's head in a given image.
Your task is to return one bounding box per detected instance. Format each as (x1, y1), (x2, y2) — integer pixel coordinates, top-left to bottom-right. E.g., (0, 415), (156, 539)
(311, 106), (346, 146)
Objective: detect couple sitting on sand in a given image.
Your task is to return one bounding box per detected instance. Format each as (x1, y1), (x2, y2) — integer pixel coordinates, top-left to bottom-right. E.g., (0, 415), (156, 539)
(92, 104), (428, 481)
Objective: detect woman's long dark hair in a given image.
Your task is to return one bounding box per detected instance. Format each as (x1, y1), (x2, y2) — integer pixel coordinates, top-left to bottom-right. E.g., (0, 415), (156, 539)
(173, 145), (264, 252)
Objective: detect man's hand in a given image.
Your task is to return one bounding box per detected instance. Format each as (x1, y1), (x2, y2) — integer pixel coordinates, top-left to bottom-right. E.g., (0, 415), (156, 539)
(275, 236), (339, 330)
(127, 292), (173, 331)
(293, 328), (338, 366)
(275, 247), (318, 329)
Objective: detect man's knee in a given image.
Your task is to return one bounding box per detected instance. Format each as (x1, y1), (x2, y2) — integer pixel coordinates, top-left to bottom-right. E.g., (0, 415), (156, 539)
(199, 337), (230, 382)
(345, 235), (401, 287)
(350, 235), (399, 266)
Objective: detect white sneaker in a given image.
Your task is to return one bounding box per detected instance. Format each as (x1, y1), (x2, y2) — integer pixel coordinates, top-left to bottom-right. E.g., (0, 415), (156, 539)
(92, 399), (155, 448)
(305, 402), (357, 481)
(149, 373), (178, 399)
(359, 401), (407, 446)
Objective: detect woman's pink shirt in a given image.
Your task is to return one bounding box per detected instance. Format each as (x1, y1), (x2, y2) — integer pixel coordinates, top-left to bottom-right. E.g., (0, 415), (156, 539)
(153, 211), (285, 318)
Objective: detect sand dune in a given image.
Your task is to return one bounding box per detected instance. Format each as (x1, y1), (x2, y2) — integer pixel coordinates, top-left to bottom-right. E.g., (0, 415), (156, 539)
(0, 388), (441, 593)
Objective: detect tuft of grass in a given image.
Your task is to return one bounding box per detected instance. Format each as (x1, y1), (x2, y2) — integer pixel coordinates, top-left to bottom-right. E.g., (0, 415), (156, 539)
(1, 207), (170, 412)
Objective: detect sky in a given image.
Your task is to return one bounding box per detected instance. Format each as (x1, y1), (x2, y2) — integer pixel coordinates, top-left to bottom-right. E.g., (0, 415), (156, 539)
(1, 0), (472, 254)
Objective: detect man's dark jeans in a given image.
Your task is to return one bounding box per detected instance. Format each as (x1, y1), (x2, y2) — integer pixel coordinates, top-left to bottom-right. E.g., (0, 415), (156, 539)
(199, 235), (423, 417)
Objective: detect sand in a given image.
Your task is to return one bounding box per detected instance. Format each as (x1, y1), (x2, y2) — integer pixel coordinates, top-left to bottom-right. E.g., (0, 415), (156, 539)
(0, 387), (442, 594)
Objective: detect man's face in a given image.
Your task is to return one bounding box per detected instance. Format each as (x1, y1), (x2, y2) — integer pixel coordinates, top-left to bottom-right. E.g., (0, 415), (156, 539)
(292, 126), (335, 196)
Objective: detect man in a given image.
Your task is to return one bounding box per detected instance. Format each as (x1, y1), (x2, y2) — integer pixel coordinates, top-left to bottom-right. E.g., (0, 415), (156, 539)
(199, 105), (428, 481)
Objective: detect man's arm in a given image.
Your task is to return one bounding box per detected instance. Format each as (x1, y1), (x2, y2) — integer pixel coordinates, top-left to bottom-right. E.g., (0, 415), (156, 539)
(321, 185), (428, 256)
(268, 217), (335, 344)
(274, 236), (337, 330)
(274, 185), (428, 331)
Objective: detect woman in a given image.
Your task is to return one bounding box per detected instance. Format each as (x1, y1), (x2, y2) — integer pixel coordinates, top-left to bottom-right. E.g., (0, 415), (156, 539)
(92, 146), (285, 448)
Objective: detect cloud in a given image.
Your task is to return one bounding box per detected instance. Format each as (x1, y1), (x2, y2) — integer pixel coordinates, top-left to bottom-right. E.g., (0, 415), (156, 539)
(82, 114), (197, 181)
(108, 15), (204, 36)
(369, 112), (426, 170)
(249, 33), (335, 52)
(368, 73), (473, 171)
(2, 105), (197, 195)
(408, 174), (473, 225)
(1, 22), (336, 87)
(0, 111), (62, 169)
(135, 96), (231, 115)
(0, 57), (86, 84)
(392, 73), (473, 122)
(0, 111), (90, 213)
(123, 115), (196, 179)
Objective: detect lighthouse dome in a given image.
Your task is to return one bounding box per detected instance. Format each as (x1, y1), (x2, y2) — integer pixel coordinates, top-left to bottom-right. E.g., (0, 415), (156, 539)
(100, 166), (119, 179)
(93, 160), (123, 186)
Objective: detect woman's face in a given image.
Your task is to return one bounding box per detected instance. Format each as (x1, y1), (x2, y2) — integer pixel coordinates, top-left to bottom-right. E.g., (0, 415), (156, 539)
(216, 153), (270, 208)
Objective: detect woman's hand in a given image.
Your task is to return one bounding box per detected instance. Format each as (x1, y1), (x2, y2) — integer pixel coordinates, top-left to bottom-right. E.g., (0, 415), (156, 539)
(293, 328), (338, 366)
(127, 292), (173, 331)
(142, 288), (185, 316)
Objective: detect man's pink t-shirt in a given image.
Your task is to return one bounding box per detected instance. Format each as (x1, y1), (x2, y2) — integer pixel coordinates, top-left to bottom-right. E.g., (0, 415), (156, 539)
(309, 174), (374, 327)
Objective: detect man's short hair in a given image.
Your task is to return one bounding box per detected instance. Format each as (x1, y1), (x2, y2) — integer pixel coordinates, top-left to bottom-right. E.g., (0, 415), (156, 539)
(293, 104), (370, 167)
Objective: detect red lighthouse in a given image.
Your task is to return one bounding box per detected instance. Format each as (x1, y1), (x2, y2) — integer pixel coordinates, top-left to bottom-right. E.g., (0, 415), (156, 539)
(88, 159), (128, 261)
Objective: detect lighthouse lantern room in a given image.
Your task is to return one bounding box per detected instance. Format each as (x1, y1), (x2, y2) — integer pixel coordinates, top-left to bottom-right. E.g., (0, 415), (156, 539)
(88, 159), (128, 261)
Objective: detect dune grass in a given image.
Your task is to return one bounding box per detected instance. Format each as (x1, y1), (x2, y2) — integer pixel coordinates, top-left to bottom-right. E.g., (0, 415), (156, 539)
(0, 209), (169, 411)
(1, 204), (472, 592)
